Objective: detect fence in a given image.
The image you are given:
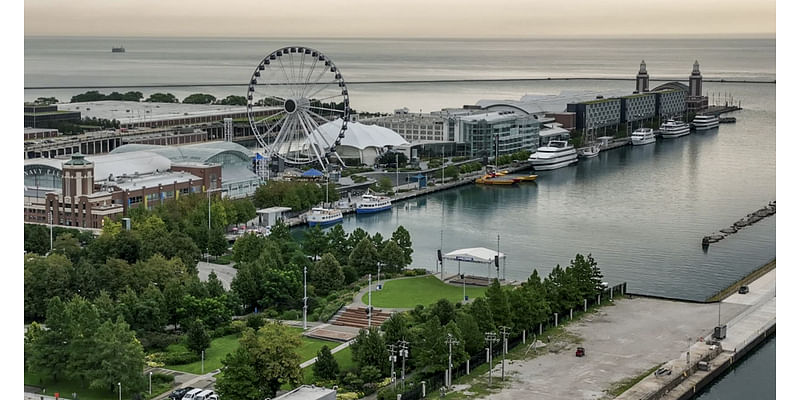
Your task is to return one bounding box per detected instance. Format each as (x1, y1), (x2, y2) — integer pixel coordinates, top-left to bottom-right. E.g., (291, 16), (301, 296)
(384, 282), (627, 399)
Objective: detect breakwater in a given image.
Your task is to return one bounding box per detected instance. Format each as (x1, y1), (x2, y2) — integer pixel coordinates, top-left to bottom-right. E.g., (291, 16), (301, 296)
(702, 201), (775, 247)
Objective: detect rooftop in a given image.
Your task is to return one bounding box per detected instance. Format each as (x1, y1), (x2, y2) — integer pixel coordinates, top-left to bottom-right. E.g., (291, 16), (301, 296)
(56, 101), (277, 125)
(113, 171), (203, 191)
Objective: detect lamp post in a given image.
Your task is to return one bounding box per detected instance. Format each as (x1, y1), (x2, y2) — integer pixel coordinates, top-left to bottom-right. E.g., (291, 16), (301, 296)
(484, 332), (499, 387)
(395, 152), (399, 192)
(368, 273), (372, 328)
(388, 344), (397, 390)
(399, 340), (409, 391)
(117, 382), (121, 400)
(499, 326), (510, 381)
(48, 211), (53, 253)
(445, 333), (459, 389)
(149, 371), (152, 395)
(303, 266), (308, 331)
(461, 273), (466, 303)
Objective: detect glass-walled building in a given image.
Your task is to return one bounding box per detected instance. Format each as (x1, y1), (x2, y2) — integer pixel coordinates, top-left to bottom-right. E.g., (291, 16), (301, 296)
(457, 111), (539, 157)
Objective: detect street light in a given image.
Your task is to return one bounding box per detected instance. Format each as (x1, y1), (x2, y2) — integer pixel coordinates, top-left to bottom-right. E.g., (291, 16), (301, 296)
(303, 266), (308, 331)
(149, 371), (152, 395)
(117, 382), (121, 400)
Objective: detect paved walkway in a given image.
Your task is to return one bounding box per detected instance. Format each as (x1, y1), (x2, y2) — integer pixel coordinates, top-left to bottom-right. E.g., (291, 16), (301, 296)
(196, 261), (237, 290)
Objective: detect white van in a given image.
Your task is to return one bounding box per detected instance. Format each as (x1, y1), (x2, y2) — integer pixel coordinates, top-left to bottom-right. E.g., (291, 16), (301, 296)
(181, 388), (203, 400)
(195, 390), (215, 400)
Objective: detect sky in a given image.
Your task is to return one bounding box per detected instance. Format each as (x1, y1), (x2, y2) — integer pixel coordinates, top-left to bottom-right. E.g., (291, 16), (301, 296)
(24, 0), (775, 38)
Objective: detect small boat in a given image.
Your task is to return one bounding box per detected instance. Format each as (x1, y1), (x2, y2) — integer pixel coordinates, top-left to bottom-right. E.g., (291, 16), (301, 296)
(112, 46), (126, 53)
(719, 117), (736, 123)
(631, 128), (656, 146)
(517, 174), (538, 182)
(578, 144), (601, 158)
(307, 207), (343, 227)
(692, 114), (720, 131)
(659, 119), (691, 139)
(475, 174), (518, 185)
(356, 194), (392, 214)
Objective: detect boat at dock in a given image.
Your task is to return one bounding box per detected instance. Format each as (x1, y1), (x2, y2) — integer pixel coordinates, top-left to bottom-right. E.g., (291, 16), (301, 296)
(659, 119), (691, 139)
(475, 175), (518, 185)
(356, 194), (392, 214)
(528, 140), (579, 170)
(306, 207), (343, 227)
(578, 143), (600, 158)
(692, 114), (720, 131)
(631, 128), (656, 146)
(719, 116), (736, 123)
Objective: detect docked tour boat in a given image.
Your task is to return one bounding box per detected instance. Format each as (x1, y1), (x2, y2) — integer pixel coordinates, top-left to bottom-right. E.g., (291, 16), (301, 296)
(528, 140), (579, 170)
(692, 114), (720, 131)
(356, 194), (392, 214)
(659, 119), (691, 138)
(578, 143), (601, 158)
(307, 207), (343, 227)
(631, 128), (656, 146)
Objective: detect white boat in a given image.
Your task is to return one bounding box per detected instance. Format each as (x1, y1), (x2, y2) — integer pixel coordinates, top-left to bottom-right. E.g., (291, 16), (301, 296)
(692, 114), (720, 131)
(528, 140), (579, 170)
(578, 143), (601, 158)
(307, 207), (343, 227)
(356, 194), (392, 214)
(631, 128), (656, 145)
(659, 119), (691, 138)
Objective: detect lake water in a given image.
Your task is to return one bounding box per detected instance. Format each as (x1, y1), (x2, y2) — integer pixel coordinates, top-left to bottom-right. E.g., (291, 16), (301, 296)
(24, 36), (776, 397)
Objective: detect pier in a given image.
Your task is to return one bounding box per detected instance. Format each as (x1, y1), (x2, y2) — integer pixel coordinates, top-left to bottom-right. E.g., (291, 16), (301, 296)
(616, 266), (776, 400)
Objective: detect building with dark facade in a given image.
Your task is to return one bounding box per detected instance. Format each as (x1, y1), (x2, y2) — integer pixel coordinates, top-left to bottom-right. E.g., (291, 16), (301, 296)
(635, 60), (650, 93)
(24, 104), (81, 128)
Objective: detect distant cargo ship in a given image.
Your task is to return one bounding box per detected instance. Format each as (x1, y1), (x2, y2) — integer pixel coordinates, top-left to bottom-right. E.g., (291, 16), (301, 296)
(111, 46), (125, 53)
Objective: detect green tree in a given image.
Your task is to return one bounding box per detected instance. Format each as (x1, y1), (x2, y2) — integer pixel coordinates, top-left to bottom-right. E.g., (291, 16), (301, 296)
(217, 95), (248, 106)
(26, 297), (70, 380)
(326, 224), (351, 266)
(145, 92), (179, 103)
(34, 96), (60, 105)
(121, 91), (144, 101)
(303, 225), (330, 259)
(350, 327), (389, 376)
(430, 298), (456, 325)
(24, 254), (73, 321)
(379, 240), (407, 273)
(381, 312), (410, 345)
(182, 93), (217, 104)
(232, 233), (268, 264)
(486, 279), (511, 328)
(312, 345), (339, 381)
(206, 270), (226, 298)
(349, 237), (379, 276)
(374, 177), (393, 193)
(186, 319), (211, 354)
(310, 253), (344, 295)
(455, 311), (483, 356)
(86, 317), (146, 393)
(391, 226), (413, 266)
(216, 323), (302, 399)
(468, 297), (495, 334)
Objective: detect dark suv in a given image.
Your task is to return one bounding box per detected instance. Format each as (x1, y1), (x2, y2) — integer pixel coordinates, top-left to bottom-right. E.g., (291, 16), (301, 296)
(738, 285), (750, 294)
(169, 387), (194, 400)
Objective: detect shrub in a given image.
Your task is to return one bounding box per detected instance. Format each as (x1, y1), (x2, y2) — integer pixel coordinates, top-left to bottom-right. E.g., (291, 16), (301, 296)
(265, 309), (279, 318)
(139, 332), (181, 352)
(210, 324), (239, 338)
(246, 313), (265, 330)
(280, 310), (299, 320)
(160, 351), (201, 365)
(151, 373), (174, 385)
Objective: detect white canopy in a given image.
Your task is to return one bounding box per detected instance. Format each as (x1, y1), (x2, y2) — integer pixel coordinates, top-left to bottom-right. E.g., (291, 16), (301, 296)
(313, 119), (409, 150)
(443, 247), (506, 264)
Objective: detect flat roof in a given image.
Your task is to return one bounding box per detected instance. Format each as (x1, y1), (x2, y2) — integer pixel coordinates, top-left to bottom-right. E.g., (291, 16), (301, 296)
(57, 101), (277, 125)
(273, 385), (336, 400)
(257, 207), (292, 214)
(113, 171), (202, 191)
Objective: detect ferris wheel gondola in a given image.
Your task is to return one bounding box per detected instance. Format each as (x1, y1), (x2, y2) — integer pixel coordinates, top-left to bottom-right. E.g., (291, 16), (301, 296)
(246, 46), (351, 171)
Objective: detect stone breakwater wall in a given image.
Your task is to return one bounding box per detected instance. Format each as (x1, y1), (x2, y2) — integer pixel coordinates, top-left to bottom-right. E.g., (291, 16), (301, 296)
(702, 201), (776, 247)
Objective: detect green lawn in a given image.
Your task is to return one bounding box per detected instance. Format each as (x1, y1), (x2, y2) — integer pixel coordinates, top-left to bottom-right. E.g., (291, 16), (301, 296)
(165, 329), (341, 374)
(299, 346), (354, 386)
(361, 275), (488, 308)
(24, 371), (123, 400)
(164, 334), (241, 374)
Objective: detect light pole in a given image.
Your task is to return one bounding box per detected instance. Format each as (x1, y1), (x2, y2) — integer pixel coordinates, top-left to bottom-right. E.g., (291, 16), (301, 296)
(201, 350), (205, 374)
(149, 371), (152, 395)
(461, 273), (466, 303)
(484, 332), (499, 387)
(48, 211), (53, 253)
(388, 344), (397, 390)
(377, 263), (381, 291)
(303, 266), (308, 331)
(398, 340), (409, 391)
(445, 333), (459, 389)
(395, 152), (399, 192)
(368, 273), (372, 328)
(117, 382), (121, 400)
(499, 326), (510, 381)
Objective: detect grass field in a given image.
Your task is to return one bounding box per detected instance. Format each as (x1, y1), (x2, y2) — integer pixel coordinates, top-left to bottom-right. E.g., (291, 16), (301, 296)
(361, 275), (488, 308)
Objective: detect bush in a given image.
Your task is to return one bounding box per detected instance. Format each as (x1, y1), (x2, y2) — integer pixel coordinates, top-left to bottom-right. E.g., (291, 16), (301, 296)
(265, 309), (279, 318)
(246, 313), (265, 330)
(151, 373), (174, 386)
(160, 351), (201, 365)
(139, 332), (181, 352)
(210, 324), (240, 338)
(351, 175), (368, 184)
(280, 310), (299, 321)
(230, 320), (247, 332)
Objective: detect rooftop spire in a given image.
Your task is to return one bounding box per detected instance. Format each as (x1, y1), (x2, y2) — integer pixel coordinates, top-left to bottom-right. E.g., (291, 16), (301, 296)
(639, 60), (647, 74)
(693, 60), (701, 74)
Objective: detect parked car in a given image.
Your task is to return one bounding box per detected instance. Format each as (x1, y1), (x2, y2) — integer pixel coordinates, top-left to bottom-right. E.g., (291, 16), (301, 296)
(738, 285), (750, 294)
(181, 388), (203, 400)
(169, 387), (194, 400)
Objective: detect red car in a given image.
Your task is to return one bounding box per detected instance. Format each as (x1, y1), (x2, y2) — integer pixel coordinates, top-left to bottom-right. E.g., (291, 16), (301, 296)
(576, 347), (585, 357)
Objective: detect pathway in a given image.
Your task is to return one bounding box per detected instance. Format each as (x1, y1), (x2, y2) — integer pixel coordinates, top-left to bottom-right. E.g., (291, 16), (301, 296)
(196, 261), (237, 290)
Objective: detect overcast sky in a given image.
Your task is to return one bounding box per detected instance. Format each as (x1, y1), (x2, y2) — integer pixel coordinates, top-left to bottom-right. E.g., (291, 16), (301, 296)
(25, 0), (775, 37)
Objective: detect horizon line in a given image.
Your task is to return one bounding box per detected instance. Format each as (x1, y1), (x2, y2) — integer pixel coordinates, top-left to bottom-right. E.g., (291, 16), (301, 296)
(24, 33), (777, 40)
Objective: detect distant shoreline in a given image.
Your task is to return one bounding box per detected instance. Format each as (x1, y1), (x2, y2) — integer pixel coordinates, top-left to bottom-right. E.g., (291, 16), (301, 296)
(25, 77), (776, 90)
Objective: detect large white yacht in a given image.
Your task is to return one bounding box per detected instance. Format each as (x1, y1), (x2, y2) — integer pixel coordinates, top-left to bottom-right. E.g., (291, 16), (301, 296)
(356, 194), (392, 214)
(528, 140), (579, 170)
(307, 207), (343, 227)
(692, 114), (720, 131)
(659, 119), (691, 138)
(630, 128), (656, 146)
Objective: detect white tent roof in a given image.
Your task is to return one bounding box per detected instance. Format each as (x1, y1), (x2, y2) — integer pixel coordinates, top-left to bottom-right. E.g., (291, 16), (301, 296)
(313, 119), (409, 150)
(443, 247), (506, 264)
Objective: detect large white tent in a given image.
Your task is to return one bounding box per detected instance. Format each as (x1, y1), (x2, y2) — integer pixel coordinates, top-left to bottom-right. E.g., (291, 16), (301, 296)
(312, 119), (409, 165)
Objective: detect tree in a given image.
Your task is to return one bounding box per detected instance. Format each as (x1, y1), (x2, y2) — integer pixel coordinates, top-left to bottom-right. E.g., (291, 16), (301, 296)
(34, 96), (60, 105)
(374, 177), (393, 193)
(326, 224), (351, 266)
(26, 297), (70, 381)
(443, 165), (459, 179)
(186, 319), (211, 354)
(232, 232), (268, 264)
(121, 91), (144, 101)
(349, 238), (379, 276)
(312, 345), (339, 381)
(145, 92), (179, 103)
(430, 298), (456, 326)
(350, 327), (389, 376)
(216, 324), (302, 399)
(86, 317), (146, 393)
(379, 240), (407, 273)
(303, 225), (329, 259)
(468, 297), (495, 334)
(455, 311), (483, 356)
(216, 95), (248, 106)
(391, 226), (413, 266)
(378, 151), (407, 167)
(381, 312), (410, 345)
(309, 253), (344, 295)
(206, 270), (226, 298)
(486, 279), (511, 328)
(183, 93), (217, 104)
(24, 254), (74, 321)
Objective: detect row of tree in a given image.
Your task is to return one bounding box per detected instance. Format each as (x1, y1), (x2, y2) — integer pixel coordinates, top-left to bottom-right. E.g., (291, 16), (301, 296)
(252, 180), (339, 211)
(67, 90), (249, 106)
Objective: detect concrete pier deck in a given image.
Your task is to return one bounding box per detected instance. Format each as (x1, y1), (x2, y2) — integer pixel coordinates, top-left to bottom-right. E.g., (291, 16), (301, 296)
(616, 268), (776, 400)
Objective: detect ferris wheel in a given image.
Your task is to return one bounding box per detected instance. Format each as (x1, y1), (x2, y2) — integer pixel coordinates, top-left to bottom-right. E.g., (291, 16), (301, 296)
(246, 46), (351, 171)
